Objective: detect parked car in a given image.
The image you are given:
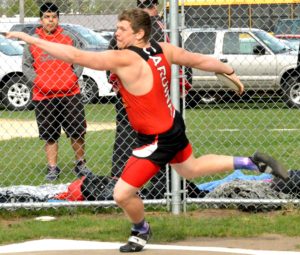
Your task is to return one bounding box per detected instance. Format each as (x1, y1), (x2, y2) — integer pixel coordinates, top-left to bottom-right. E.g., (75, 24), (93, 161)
(96, 30), (114, 42)
(9, 23), (115, 104)
(0, 35), (32, 111)
(182, 28), (300, 107)
(279, 39), (300, 51)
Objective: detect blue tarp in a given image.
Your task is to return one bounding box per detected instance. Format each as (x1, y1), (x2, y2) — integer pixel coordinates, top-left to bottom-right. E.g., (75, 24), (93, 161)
(197, 170), (273, 192)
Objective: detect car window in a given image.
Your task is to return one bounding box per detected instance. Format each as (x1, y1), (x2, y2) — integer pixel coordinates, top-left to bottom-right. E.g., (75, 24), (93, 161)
(0, 36), (23, 56)
(10, 24), (37, 35)
(223, 32), (240, 54)
(10, 23), (109, 50)
(223, 32), (259, 55)
(185, 32), (216, 54)
(287, 39), (300, 50)
(66, 25), (109, 49)
(98, 31), (114, 42)
(253, 30), (289, 54)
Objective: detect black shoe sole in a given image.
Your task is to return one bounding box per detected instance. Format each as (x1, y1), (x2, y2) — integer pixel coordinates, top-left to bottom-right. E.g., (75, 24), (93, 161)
(252, 151), (289, 181)
(119, 243), (144, 253)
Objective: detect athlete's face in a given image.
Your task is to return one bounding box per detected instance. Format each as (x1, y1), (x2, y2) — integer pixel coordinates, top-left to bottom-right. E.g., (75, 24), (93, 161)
(115, 20), (138, 49)
(40, 11), (59, 34)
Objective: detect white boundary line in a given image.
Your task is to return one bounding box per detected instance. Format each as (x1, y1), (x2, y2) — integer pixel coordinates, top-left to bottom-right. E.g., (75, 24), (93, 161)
(217, 128), (300, 132)
(0, 239), (300, 255)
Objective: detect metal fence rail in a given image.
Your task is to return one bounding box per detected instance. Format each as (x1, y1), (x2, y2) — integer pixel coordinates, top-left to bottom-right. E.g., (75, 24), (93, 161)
(0, 0), (300, 212)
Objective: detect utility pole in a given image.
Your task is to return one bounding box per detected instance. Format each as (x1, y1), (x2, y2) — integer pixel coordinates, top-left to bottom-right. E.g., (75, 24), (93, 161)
(19, 0), (24, 23)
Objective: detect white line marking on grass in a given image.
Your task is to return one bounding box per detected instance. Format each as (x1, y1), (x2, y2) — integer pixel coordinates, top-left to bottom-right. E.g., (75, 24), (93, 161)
(0, 239), (299, 254)
(217, 128), (300, 132)
(218, 129), (240, 132)
(270, 128), (300, 131)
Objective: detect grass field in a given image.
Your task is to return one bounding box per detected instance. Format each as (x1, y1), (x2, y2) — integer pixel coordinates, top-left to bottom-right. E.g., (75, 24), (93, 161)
(0, 207), (300, 245)
(1, 102), (300, 186)
(1, 102), (300, 246)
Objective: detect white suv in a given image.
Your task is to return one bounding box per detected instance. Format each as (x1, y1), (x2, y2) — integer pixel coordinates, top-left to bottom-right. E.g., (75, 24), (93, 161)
(0, 35), (32, 111)
(182, 28), (300, 107)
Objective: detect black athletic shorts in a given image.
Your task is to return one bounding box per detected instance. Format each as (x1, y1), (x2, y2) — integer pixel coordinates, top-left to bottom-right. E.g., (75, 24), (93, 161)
(132, 110), (190, 167)
(34, 94), (86, 142)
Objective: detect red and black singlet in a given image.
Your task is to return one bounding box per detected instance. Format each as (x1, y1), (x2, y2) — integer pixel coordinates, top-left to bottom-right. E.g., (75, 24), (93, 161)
(117, 41), (175, 135)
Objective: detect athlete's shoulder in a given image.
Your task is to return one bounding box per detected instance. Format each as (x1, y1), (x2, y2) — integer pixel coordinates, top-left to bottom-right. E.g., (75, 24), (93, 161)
(158, 42), (174, 52)
(109, 48), (141, 67)
(159, 42), (181, 63)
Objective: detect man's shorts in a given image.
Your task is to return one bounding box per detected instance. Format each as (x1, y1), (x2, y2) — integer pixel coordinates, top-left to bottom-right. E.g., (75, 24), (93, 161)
(34, 94), (86, 142)
(121, 111), (193, 187)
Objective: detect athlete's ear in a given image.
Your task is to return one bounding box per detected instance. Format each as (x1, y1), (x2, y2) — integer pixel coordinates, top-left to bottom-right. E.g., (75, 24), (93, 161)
(136, 29), (145, 40)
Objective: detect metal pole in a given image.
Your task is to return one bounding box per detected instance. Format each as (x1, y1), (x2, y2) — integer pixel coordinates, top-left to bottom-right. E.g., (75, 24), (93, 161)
(180, 0), (188, 214)
(169, 0), (182, 215)
(19, 0), (24, 23)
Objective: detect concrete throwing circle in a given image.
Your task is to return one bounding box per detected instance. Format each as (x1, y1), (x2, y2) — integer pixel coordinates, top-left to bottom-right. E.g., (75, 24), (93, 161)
(0, 239), (300, 255)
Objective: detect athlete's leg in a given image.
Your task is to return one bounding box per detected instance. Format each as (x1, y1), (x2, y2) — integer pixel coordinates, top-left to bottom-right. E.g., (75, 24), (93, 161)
(172, 153), (235, 179)
(114, 157), (160, 222)
(114, 178), (143, 223)
(115, 178), (152, 253)
(172, 149), (288, 180)
(114, 157), (160, 252)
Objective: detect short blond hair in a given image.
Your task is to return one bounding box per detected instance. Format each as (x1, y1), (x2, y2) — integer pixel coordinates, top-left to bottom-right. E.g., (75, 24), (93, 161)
(118, 8), (152, 42)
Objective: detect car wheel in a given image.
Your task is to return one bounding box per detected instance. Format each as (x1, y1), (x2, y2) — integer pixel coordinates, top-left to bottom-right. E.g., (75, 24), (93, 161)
(282, 76), (300, 108)
(79, 77), (99, 104)
(1, 75), (33, 111)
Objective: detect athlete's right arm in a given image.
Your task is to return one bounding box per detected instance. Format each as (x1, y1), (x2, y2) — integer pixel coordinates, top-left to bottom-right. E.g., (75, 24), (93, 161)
(6, 31), (130, 73)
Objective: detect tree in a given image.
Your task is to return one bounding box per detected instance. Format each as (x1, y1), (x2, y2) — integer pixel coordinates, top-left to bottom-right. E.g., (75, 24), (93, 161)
(93, 0), (135, 14)
(24, 0), (39, 17)
(5, 0), (39, 17)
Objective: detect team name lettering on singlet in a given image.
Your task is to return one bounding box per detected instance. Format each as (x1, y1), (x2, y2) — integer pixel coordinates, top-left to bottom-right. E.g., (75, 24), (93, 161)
(143, 47), (173, 117)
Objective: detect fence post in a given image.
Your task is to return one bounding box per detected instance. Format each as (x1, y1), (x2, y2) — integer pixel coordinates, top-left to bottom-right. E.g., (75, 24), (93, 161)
(19, 0), (24, 23)
(169, 0), (182, 215)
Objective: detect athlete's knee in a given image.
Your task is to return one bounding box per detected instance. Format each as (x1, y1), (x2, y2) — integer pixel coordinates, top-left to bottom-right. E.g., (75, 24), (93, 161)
(113, 187), (131, 207)
(113, 187), (123, 205)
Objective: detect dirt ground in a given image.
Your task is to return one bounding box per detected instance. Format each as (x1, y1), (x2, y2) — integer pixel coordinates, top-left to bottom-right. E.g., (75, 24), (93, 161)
(0, 119), (115, 140)
(0, 234), (300, 255)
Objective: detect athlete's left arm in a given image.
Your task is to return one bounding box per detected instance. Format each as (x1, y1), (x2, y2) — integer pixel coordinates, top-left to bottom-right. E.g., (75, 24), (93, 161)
(160, 42), (233, 75)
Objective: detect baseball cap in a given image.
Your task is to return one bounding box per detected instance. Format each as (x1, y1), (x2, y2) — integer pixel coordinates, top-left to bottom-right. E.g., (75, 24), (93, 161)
(137, 0), (159, 8)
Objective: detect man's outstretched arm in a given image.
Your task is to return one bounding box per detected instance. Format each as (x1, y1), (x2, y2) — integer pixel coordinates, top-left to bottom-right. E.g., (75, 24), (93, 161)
(162, 42), (234, 74)
(6, 31), (122, 72)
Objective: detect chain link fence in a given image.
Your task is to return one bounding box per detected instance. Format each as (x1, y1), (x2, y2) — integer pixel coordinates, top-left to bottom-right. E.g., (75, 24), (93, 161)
(0, 0), (300, 212)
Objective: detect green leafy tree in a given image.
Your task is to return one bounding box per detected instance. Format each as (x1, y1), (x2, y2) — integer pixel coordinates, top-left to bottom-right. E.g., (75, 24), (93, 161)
(0, 6), (4, 17)
(5, 0), (18, 17)
(24, 0), (39, 17)
(94, 0), (135, 14)
(5, 0), (39, 17)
